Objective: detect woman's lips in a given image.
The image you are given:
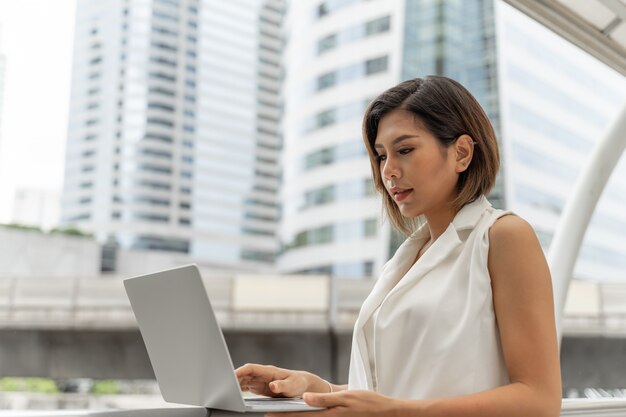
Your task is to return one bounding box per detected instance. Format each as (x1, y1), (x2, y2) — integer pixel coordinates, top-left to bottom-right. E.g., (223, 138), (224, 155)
(394, 189), (413, 202)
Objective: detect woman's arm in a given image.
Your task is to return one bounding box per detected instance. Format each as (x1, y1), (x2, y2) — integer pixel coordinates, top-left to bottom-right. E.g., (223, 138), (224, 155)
(400, 215), (562, 416)
(284, 215), (562, 417)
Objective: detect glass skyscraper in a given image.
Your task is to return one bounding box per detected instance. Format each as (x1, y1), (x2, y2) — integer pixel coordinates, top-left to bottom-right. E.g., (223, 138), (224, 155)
(61, 0), (283, 271)
(278, 0), (626, 280)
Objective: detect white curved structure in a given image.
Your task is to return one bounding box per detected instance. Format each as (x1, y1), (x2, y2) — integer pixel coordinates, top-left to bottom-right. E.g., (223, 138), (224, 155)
(501, 0), (626, 341)
(549, 104), (626, 341)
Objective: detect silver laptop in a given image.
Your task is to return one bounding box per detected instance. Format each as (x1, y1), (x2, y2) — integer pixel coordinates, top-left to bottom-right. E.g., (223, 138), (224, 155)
(124, 264), (323, 412)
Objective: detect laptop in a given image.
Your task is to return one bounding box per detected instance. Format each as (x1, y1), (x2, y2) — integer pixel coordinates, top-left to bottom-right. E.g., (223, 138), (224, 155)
(124, 264), (323, 412)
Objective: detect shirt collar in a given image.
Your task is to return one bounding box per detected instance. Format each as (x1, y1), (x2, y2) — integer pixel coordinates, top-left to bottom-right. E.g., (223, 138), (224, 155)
(451, 195), (492, 231)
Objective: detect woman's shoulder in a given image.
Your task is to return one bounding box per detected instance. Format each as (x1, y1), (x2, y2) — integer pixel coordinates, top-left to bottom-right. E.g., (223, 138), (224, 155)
(488, 213), (536, 246)
(487, 214), (546, 277)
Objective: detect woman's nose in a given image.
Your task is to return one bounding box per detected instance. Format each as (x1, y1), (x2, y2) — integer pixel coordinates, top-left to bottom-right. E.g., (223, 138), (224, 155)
(381, 156), (400, 180)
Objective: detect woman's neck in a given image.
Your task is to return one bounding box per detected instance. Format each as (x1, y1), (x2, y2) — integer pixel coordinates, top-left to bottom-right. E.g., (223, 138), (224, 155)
(422, 204), (458, 242)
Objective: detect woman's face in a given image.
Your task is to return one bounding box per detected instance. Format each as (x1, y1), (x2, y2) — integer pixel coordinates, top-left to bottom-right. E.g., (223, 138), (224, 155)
(374, 109), (460, 218)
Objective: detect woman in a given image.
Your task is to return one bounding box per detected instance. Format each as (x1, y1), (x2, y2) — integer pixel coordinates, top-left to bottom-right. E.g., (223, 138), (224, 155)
(236, 76), (561, 417)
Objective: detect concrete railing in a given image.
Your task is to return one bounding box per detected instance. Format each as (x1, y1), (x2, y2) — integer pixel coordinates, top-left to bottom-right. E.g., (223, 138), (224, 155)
(0, 274), (371, 331)
(0, 276), (625, 334)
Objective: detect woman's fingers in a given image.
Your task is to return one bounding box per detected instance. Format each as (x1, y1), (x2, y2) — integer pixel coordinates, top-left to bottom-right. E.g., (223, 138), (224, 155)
(269, 380), (287, 394)
(235, 363), (313, 398)
(236, 363), (274, 380)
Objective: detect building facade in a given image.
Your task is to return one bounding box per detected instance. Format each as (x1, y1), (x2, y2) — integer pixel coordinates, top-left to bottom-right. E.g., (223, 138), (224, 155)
(278, 0), (503, 278)
(278, 0), (626, 280)
(61, 0), (283, 271)
(278, 0), (403, 278)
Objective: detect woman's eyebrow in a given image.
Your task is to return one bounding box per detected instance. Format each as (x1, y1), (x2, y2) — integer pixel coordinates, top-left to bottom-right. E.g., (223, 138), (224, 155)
(374, 134), (419, 149)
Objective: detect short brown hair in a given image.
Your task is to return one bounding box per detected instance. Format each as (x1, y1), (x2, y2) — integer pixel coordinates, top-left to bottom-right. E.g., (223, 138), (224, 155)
(363, 76), (500, 235)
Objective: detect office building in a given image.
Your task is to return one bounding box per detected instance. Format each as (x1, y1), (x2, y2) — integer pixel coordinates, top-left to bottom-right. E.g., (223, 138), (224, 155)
(61, 0), (283, 271)
(278, 0), (626, 280)
(278, 0), (502, 277)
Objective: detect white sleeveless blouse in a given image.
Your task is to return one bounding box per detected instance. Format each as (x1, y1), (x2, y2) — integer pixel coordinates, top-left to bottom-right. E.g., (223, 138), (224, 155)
(348, 196), (511, 399)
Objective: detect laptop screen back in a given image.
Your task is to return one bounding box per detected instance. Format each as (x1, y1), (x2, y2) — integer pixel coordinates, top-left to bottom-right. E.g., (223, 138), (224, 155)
(124, 265), (246, 411)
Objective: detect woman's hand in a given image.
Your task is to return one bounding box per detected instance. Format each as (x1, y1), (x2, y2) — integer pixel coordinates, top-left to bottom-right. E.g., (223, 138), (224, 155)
(235, 363), (329, 398)
(267, 390), (410, 417)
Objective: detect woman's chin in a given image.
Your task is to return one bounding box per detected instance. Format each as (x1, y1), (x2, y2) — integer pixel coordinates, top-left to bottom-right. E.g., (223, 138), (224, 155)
(399, 205), (422, 218)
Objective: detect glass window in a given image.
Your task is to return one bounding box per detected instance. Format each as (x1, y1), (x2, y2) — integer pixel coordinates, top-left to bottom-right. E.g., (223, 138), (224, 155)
(149, 71), (176, 82)
(140, 148), (172, 159)
(316, 109), (336, 128)
(132, 235), (189, 253)
(318, 34), (337, 54)
(305, 148), (334, 169)
(147, 102), (175, 112)
(241, 249), (275, 263)
(133, 196), (170, 206)
(133, 213), (169, 222)
(364, 219), (377, 236)
(147, 117), (174, 127)
(144, 133), (173, 143)
(150, 41), (177, 53)
(149, 86), (175, 97)
(136, 180), (171, 190)
(365, 56), (388, 75)
(149, 56), (176, 67)
(366, 16), (391, 35)
(305, 185), (334, 207)
(316, 0), (365, 19)
(140, 163), (172, 174)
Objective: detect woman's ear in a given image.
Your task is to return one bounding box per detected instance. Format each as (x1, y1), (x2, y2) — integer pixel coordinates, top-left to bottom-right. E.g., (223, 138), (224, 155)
(454, 134), (475, 173)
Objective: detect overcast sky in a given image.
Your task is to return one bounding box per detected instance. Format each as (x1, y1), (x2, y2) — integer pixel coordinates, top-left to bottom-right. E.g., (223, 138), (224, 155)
(0, 0), (76, 222)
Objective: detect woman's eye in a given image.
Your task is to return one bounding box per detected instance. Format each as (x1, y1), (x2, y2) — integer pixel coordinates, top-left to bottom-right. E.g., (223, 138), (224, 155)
(375, 154), (387, 162)
(398, 148), (413, 155)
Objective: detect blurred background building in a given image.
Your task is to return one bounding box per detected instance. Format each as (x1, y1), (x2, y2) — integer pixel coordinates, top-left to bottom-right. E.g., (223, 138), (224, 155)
(60, 0), (283, 273)
(57, 0), (626, 281)
(277, 0), (626, 280)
